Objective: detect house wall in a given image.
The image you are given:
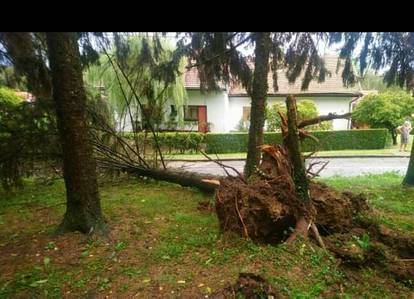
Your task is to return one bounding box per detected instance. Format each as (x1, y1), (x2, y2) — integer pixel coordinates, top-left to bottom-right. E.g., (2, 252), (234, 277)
(228, 96), (353, 131)
(119, 91), (353, 133)
(184, 89), (229, 133)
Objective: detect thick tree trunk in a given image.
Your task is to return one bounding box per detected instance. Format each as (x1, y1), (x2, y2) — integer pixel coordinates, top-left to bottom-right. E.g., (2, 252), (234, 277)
(46, 33), (108, 235)
(123, 166), (219, 193)
(244, 32), (271, 178)
(403, 141), (414, 186)
(285, 96), (310, 202)
(284, 95), (314, 243)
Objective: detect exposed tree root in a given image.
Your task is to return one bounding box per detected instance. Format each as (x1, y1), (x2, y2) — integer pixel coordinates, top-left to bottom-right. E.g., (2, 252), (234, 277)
(215, 144), (414, 287)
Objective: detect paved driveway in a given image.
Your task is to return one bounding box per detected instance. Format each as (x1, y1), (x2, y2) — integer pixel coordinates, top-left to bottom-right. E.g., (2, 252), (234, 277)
(166, 157), (410, 177)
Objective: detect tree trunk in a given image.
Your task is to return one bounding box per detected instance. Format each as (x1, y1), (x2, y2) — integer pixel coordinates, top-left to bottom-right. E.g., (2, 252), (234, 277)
(244, 32), (271, 178)
(46, 32), (108, 235)
(284, 96), (310, 202)
(284, 95), (314, 243)
(391, 131), (398, 146)
(403, 140), (414, 186)
(123, 166), (219, 193)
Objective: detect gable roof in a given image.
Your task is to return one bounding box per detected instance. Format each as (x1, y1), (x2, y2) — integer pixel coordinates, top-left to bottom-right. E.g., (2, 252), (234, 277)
(184, 54), (363, 96)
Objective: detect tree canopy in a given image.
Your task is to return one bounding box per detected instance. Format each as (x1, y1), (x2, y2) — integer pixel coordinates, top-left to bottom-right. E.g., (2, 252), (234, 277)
(352, 90), (414, 144)
(84, 35), (188, 131)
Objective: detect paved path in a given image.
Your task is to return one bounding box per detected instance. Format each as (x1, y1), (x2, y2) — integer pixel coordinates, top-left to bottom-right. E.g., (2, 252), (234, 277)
(167, 157), (410, 177)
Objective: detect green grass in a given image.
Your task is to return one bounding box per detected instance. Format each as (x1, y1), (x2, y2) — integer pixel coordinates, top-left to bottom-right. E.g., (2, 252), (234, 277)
(0, 174), (413, 298)
(320, 172), (414, 233)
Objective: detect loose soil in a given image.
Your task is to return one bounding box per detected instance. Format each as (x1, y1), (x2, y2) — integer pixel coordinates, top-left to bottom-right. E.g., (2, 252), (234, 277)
(215, 145), (414, 288)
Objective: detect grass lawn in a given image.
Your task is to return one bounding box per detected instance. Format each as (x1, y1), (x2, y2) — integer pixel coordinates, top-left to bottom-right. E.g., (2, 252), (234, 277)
(0, 173), (413, 298)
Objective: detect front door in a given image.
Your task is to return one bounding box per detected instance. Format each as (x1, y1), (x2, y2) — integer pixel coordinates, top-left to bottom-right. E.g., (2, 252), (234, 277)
(198, 106), (207, 133)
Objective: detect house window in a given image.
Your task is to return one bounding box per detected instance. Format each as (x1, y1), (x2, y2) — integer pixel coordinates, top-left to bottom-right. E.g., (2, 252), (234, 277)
(243, 106), (251, 122)
(184, 105), (199, 121)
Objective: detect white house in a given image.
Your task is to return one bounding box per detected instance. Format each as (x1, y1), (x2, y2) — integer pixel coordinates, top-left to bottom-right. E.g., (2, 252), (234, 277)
(172, 54), (365, 133)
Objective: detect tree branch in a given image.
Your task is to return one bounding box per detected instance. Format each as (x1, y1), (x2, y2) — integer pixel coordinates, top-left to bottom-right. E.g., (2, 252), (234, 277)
(298, 113), (351, 128)
(185, 34), (251, 70)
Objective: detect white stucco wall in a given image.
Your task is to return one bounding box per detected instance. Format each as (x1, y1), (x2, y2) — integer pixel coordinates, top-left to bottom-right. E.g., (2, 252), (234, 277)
(118, 91), (353, 133)
(184, 89), (229, 133)
(228, 96), (353, 131)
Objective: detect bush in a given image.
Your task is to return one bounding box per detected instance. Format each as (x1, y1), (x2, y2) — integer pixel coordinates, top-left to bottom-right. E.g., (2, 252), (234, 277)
(121, 129), (388, 155)
(123, 132), (206, 154)
(0, 86), (24, 106)
(205, 129), (388, 154)
(266, 100), (332, 132)
(352, 90), (414, 144)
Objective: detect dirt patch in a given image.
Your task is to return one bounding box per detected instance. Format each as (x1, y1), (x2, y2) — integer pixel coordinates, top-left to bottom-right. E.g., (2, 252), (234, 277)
(210, 273), (284, 299)
(197, 200), (215, 213)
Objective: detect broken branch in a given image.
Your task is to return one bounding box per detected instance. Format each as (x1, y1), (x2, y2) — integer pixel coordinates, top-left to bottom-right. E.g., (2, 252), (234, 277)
(298, 113), (351, 128)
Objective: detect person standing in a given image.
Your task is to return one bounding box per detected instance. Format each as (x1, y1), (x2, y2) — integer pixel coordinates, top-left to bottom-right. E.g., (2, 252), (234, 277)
(398, 120), (412, 152)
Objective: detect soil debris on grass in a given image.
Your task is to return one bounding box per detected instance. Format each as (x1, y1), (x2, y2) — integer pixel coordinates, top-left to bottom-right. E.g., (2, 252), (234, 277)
(1, 172), (413, 298)
(210, 273), (284, 299)
(215, 144), (414, 289)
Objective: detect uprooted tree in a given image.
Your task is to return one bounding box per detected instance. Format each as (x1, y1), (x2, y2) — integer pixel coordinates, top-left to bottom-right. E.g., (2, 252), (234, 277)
(213, 95), (414, 285)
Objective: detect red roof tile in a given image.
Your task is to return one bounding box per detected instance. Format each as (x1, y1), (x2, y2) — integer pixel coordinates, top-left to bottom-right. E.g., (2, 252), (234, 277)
(184, 54), (362, 95)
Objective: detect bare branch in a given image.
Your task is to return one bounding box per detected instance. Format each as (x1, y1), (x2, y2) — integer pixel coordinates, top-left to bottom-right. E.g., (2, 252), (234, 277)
(298, 113), (351, 128)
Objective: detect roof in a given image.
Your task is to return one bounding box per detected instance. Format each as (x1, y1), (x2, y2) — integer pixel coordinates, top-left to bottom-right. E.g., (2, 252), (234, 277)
(184, 54), (363, 96)
(184, 65), (226, 90)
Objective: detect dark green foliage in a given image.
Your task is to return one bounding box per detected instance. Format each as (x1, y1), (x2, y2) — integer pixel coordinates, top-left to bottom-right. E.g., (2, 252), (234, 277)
(122, 129), (389, 155)
(331, 32), (414, 91)
(0, 66), (27, 90)
(0, 88), (60, 191)
(123, 132), (206, 154)
(204, 129), (388, 154)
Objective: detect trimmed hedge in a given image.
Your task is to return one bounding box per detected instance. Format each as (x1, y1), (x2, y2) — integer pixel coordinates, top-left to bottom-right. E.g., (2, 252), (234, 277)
(122, 129), (389, 154)
(204, 129), (389, 154)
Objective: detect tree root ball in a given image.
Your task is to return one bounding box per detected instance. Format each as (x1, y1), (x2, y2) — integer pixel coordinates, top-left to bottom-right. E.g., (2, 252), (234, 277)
(215, 177), (369, 244)
(214, 145), (414, 286)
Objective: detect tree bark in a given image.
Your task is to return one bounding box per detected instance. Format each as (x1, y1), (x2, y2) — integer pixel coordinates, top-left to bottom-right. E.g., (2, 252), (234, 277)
(122, 166), (219, 193)
(285, 95), (310, 202)
(244, 32), (271, 178)
(46, 32), (107, 235)
(391, 131), (398, 146)
(298, 113), (351, 128)
(284, 95), (313, 243)
(403, 140), (414, 186)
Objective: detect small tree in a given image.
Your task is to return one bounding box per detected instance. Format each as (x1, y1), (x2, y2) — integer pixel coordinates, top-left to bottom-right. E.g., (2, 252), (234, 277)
(267, 100), (332, 132)
(352, 90), (414, 145)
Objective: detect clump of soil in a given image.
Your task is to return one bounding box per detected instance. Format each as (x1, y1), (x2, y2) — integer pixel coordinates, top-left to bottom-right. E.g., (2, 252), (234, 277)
(197, 200), (215, 213)
(215, 144), (414, 287)
(210, 273), (284, 299)
(215, 145), (369, 244)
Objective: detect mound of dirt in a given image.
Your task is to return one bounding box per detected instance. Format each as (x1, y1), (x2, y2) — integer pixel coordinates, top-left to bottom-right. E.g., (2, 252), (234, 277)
(210, 273), (283, 299)
(214, 144), (414, 287)
(215, 145), (369, 244)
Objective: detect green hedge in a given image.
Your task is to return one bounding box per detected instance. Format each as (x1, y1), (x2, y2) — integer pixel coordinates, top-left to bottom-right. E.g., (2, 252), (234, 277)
(122, 129), (389, 154)
(205, 129), (389, 154)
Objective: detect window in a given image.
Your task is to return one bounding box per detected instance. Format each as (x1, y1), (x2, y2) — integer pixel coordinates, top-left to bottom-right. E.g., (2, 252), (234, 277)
(184, 106), (199, 121)
(243, 106), (251, 122)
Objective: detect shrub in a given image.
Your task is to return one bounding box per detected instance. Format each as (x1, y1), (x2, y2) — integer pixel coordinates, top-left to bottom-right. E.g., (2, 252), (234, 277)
(205, 129), (388, 154)
(266, 99), (332, 132)
(121, 129), (388, 155)
(352, 90), (414, 144)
